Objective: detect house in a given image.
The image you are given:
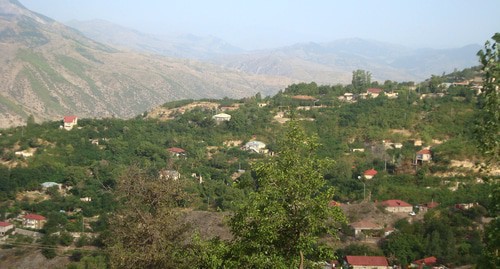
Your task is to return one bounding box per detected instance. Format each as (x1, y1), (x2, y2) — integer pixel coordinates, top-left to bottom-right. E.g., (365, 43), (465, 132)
(351, 148), (365, 153)
(364, 169), (378, 180)
(416, 149), (432, 163)
(80, 197), (92, 202)
(0, 221), (14, 236)
(15, 150), (34, 158)
(367, 88), (383, 98)
(344, 255), (389, 269)
(385, 92), (398, 99)
(63, 116), (78, 130)
(41, 182), (62, 190)
(413, 139), (423, 147)
(455, 203), (478, 210)
(411, 256), (437, 268)
(291, 95), (317, 101)
(381, 199), (413, 213)
(384, 227), (395, 237)
(393, 143), (403, 149)
(338, 93), (355, 102)
(419, 201), (439, 213)
(242, 141), (267, 154)
(350, 220), (383, 236)
(212, 113), (231, 122)
(23, 214), (46, 229)
(159, 169), (181, 181)
(167, 147), (186, 157)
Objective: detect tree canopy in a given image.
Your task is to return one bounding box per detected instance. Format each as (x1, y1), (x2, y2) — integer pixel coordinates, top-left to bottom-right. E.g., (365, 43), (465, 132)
(228, 121), (346, 268)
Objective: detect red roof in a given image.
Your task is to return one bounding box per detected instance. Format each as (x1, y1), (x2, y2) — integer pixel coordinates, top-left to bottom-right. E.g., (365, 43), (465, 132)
(0, 221), (12, 227)
(346, 256), (388, 266)
(167, 147), (186, 153)
(367, 88), (383, 94)
(423, 201), (439, 209)
(381, 199), (412, 207)
(364, 169), (378, 176)
(24, 214), (46, 221)
(413, 256), (437, 265)
(63, 116), (77, 123)
(417, 149), (431, 155)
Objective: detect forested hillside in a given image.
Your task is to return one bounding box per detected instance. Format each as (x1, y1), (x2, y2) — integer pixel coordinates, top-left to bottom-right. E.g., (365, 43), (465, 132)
(0, 60), (498, 268)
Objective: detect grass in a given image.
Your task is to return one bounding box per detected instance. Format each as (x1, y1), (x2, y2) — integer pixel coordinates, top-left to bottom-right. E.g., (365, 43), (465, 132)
(16, 50), (66, 84)
(18, 67), (64, 113)
(55, 54), (102, 98)
(0, 95), (27, 118)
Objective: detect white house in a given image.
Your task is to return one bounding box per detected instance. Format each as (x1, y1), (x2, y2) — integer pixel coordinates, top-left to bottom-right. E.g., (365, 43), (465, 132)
(242, 141), (267, 154)
(416, 149), (432, 163)
(41, 182), (62, 190)
(212, 113), (231, 122)
(364, 169), (378, 180)
(0, 222), (14, 236)
(63, 116), (78, 130)
(381, 200), (413, 213)
(23, 214), (46, 229)
(367, 88), (383, 98)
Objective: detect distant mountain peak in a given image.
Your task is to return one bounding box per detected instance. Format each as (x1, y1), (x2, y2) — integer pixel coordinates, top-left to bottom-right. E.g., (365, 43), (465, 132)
(0, 0), (53, 24)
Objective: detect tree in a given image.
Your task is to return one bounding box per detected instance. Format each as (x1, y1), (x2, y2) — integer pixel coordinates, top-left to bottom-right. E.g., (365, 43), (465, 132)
(105, 165), (192, 269)
(228, 121), (346, 268)
(476, 33), (500, 161)
(352, 69), (372, 92)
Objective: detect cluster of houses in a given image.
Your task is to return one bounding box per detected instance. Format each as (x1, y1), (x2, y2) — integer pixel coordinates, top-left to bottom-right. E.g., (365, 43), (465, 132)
(337, 88), (399, 102)
(0, 213), (46, 240)
(325, 199), (446, 268)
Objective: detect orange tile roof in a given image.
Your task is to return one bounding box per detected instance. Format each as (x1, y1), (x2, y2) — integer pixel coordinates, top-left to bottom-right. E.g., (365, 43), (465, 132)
(24, 214), (46, 221)
(346, 256), (388, 266)
(381, 199), (412, 207)
(364, 169), (378, 176)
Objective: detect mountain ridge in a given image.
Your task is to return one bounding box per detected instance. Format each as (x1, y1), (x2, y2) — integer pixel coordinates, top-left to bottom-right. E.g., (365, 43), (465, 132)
(0, 0), (292, 128)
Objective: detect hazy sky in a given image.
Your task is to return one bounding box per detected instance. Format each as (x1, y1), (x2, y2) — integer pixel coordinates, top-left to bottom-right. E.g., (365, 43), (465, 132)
(20, 0), (500, 50)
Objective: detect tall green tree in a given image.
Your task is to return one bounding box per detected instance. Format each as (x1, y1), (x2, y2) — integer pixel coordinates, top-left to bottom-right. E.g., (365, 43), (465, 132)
(476, 33), (500, 161)
(228, 121), (346, 268)
(352, 69), (372, 92)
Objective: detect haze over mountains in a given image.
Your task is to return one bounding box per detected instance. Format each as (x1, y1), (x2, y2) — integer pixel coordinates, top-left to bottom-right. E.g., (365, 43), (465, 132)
(68, 19), (481, 84)
(0, 0), (482, 128)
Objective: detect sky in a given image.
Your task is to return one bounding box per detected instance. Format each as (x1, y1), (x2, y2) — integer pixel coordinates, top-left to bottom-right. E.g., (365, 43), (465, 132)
(20, 0), (500, 50)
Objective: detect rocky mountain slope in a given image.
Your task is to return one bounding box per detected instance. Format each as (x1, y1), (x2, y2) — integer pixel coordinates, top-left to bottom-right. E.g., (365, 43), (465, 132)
(0, 0), (291, 128)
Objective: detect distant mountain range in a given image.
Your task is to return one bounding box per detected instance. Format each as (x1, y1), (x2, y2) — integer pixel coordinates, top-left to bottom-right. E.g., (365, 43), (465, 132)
(0, 0), (290, 128)
(68, 19), (482, 83)
(66, 19), (244, 59)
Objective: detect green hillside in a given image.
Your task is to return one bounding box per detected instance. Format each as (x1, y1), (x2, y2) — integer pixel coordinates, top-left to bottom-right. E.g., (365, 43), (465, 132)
(0, 63), (498, 268)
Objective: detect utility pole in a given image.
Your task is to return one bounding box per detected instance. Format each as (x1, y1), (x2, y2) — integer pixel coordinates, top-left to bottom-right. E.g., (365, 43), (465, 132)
(358, 176), (365, 201)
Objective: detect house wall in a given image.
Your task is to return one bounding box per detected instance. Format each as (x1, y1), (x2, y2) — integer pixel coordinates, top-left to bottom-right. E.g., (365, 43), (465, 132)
(386, 206), (413, 213)
(417, 153), (431, 161)
(23, 219), (45, 229)
(351, 265), (389, 269)
(0, 225), (14, 236)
